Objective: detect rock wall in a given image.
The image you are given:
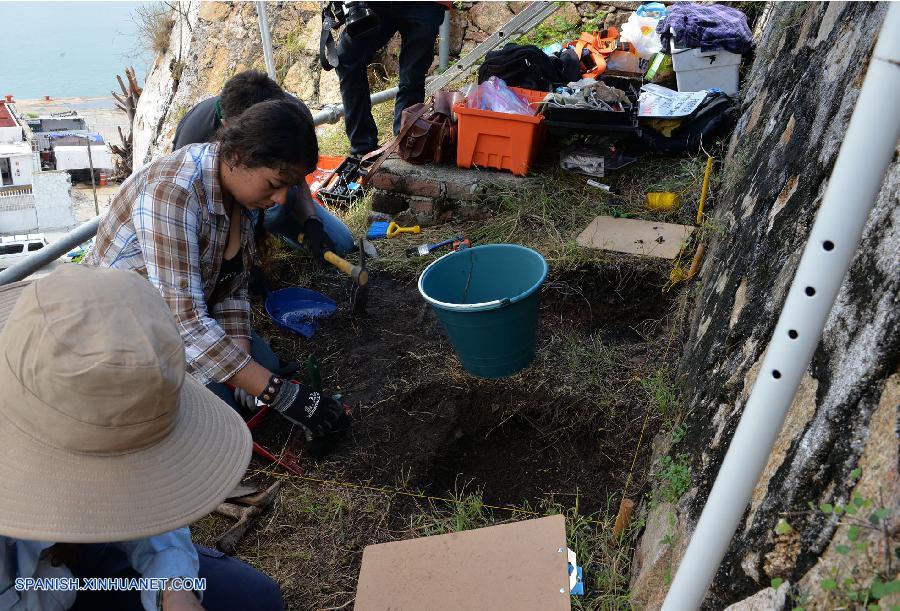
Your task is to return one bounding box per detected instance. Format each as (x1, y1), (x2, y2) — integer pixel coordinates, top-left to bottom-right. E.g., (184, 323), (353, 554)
(131, 1), (635, 165)
(630, 3), (898, 608)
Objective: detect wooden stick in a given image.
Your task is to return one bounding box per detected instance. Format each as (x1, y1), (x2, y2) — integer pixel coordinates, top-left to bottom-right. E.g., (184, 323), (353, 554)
(687, 243), (707, 279)
(126, 66), (142, 96)
(214, 502), (261, 555)
(298, 233), (368, 285)
(696, 155), (713, 225)
(613, 498), (635, 537)
(116, 74), (128, 98)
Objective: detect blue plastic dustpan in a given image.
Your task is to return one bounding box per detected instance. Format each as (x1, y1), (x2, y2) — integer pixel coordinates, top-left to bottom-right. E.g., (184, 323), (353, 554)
(264, 287), (337, 337)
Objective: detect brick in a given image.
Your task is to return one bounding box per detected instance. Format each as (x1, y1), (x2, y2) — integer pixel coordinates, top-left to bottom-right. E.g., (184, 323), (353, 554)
(408, 196), (434, 215)
(371, 191), (409, 215)
(368, 172), (408, 193)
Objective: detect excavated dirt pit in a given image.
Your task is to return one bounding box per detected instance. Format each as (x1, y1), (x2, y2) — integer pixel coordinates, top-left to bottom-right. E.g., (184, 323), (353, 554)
(251, 261), (674, 515)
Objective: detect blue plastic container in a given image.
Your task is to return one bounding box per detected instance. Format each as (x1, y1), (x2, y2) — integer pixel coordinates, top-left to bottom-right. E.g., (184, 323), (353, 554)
(418, 244), (548, 378)
(265, 287), (336, 338)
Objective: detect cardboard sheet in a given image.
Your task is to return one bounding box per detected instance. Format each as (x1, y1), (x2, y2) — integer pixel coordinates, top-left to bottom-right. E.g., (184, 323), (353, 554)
(576, 216), (694, 259)
(355, 515), (570, 611)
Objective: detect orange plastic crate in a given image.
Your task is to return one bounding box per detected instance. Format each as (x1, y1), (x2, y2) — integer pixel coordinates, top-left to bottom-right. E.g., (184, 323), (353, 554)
(454, 86), (548, 176)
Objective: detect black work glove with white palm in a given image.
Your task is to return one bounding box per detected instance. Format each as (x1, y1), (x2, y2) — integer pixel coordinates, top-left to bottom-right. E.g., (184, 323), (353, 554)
(258, 375), (344, 436)
(302, 217), (334, 267)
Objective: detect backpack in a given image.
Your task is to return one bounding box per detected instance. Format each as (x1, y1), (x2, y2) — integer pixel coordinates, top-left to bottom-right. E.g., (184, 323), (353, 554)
(639, 93), (738, 154)
(477, 44), (563, 91)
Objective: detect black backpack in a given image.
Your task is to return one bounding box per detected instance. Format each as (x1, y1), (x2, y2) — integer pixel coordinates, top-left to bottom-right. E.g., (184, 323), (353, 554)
(477, 44), (565, 91)
(639, 93), (738, 154)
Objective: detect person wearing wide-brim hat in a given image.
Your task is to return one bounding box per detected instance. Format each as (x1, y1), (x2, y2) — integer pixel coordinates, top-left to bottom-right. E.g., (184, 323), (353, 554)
(0, 265), (283, 611)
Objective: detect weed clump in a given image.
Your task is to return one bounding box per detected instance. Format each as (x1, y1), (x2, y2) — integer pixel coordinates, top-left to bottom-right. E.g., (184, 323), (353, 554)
(134, 4), (175, 56)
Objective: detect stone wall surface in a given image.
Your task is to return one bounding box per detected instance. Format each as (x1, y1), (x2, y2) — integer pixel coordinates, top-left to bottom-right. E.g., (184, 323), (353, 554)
(630, 3), (898, 608)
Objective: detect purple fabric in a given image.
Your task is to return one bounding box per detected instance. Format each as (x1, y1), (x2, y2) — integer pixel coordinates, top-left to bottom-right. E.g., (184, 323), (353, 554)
(657, 3), (755, 55)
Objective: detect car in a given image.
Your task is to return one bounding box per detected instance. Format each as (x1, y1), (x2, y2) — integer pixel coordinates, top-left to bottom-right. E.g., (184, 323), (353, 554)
(0, 233), (50, 269)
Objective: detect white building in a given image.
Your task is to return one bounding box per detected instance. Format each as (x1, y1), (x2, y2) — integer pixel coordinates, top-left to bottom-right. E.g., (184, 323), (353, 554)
(0, 101), (74, 233)
(0, 102), (34, 187)
(54, 144), (113, 172)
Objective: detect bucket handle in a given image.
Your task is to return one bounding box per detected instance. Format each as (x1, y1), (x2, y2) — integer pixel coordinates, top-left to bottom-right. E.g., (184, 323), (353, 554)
(422, 295), (512, 311)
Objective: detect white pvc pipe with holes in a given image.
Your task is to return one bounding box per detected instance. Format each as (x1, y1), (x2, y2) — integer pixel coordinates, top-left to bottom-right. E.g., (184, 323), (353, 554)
(662, 4), (900, 609)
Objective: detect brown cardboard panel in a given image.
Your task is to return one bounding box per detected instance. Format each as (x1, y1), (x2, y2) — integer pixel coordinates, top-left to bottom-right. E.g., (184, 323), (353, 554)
(576, 216), (694, 259)
(355, 515), (570, 611)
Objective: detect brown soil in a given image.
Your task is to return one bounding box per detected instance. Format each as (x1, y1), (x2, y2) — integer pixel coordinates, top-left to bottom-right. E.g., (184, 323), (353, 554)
(193, 255), (678, 609)
(252, 260), (672, 515)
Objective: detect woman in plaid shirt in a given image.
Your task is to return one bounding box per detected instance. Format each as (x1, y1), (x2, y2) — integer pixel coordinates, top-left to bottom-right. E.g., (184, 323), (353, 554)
(88, 99), (347, 440)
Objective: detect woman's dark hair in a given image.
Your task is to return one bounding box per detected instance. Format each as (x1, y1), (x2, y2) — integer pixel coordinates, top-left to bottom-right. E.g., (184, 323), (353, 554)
(219, 70), (284, 120)
(217, 98), (318, 180)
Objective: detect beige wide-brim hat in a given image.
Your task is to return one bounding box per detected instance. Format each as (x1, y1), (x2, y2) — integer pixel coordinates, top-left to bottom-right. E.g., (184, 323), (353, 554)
(0, 266), (253, 542)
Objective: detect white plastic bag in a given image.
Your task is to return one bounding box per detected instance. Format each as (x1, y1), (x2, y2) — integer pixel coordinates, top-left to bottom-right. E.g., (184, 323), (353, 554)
(620, 14), (662, 59)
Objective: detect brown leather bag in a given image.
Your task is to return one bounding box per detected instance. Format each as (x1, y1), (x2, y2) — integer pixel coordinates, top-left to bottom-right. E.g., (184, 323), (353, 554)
(359, 91), (457, 186)
(397, 90), (456, 165)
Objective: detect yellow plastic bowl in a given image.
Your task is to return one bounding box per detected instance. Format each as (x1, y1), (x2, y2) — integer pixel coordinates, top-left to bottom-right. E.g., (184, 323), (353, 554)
(645, 192), (681, 212)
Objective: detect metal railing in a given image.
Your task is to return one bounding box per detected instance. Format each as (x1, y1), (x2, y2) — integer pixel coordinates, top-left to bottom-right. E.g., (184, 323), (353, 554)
(0, 185), (33, 197)
(0, 216), (99, 285)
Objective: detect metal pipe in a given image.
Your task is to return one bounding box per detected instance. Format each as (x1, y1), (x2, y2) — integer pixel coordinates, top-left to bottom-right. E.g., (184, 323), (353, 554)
(255, 1), (277, 80)
(312, 76), (437, 126)
(82, 134), (99, 216)
(0, 216), (100, 286)
(662, 4), (900, 609)
(439, 10), (450, 70)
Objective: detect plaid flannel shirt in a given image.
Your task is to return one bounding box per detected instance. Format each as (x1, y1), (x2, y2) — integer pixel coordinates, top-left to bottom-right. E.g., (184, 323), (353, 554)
(87, 142), (255, 385)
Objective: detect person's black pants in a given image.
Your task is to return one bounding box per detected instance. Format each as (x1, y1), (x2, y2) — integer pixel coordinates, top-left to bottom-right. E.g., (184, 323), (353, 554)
(68, 544), (284, 611)
(335, 1), (446, 155)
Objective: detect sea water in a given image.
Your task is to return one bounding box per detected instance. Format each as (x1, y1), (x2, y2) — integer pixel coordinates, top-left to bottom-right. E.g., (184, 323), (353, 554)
(1, 2), (153, 100)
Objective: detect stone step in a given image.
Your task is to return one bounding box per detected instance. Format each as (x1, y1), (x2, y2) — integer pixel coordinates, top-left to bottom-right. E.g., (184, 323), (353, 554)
(369, 157), (535, 222)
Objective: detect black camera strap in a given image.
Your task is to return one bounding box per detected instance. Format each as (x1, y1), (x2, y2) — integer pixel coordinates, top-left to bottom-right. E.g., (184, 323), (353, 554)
(320, 6), (340, 71)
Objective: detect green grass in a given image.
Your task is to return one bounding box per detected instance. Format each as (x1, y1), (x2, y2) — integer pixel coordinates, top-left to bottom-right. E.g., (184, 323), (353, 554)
(640, 366), (680, 423)
(272, 28), (305, 83)
(530, 329), (621, 423)
(653, 453), (692, 505)
(133, 3), (175, 56)
(518, 10), (592, 50)
(192, 473), (638, 609)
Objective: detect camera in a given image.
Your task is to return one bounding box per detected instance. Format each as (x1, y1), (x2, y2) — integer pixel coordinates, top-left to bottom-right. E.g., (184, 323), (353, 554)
(321, 1), (381, 70)
(327, 1), (380, 39)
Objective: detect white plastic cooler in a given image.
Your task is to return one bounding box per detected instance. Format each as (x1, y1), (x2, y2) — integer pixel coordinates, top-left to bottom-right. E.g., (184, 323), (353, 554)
(670, 29), (741, 95)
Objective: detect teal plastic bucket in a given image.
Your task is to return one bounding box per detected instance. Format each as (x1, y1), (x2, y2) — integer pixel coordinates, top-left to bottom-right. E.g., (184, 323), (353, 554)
(418, 244), (548, 378)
